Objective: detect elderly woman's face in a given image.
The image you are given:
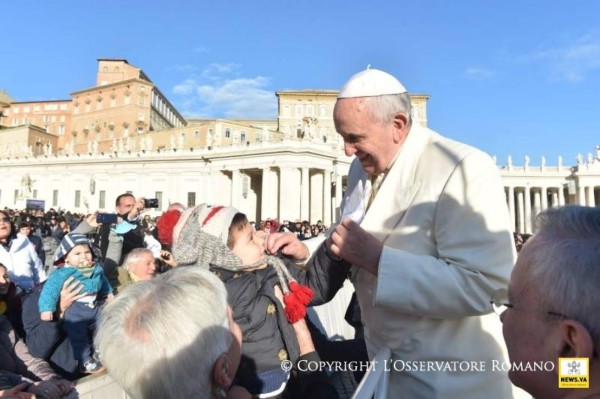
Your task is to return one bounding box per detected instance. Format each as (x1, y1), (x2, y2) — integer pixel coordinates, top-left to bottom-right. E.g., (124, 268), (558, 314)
(128, 252), (156, 281)
(0, 214), (11, 242)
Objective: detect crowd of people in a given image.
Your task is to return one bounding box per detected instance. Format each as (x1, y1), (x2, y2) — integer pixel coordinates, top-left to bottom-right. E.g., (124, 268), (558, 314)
(0, 67), (597, 399)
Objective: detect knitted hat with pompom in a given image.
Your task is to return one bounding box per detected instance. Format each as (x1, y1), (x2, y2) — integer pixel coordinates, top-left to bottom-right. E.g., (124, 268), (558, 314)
(166, 203), (313, 323)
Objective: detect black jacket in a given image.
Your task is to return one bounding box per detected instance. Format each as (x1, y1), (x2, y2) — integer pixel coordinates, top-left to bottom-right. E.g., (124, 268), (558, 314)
(211, 245), (349, 396)
(20, 286), (80, 380)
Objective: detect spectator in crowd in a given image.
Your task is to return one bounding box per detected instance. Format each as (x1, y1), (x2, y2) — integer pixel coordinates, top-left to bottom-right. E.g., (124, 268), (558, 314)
(74, 193), (146, 282)
(112, 248), (173, 294)
(49, 217), (65, 250)
(38, 233), (112, 374)
(267, 68), (516, 398)
(96, 266), (338, 399)
(0, 264), (24, 338)
(21, 278), (85, 380)
(0, 211), (46, 293)
(96, 267), (244, 399)
(494, 205), (600, 399)
(169, 204), (348, 398)
(0, 314), (74, 399)
(17, 222), (45, 267)
(142, 220), (161, 258)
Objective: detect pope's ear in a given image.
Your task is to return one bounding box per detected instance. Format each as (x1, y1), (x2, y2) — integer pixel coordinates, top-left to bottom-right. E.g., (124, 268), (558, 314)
(392, 112), (409, 143)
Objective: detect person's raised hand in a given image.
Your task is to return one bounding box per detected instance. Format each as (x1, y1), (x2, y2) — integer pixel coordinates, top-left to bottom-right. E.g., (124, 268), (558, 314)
(58, 277), (86, 316)
(265, 232), (308, 262)
(328, 217), (383, 275)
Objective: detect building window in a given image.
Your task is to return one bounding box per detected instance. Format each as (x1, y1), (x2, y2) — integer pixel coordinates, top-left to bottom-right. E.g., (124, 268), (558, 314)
(295, 104), (303, 117)
(155, 192), (163, 210)
(33, 189), (37, 198)
(306, 105), (314, 116)
(99, 191), (106, 209)
(225, 129), (231, 138)
(124, 95), (131, 105)
(53, 190), (58, 207)
(14, 190), (18, 205)
(194, 131), (200, 140)
(187, 192), (196, 207)
(240, 132), (246, 143)
(75, 190), (81, 207)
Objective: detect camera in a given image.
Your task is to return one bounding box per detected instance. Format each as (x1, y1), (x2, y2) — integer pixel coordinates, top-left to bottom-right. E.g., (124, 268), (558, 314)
(144, 198), (159, 208)
(96, 213), (118, 224)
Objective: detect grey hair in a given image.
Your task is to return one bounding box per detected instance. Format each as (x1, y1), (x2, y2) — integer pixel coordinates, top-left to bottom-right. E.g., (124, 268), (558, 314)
(361, 93), (412, 127)
(122, 248), (154, 271)
(524, 205), (600, 344)
(95, 267), (231, 399)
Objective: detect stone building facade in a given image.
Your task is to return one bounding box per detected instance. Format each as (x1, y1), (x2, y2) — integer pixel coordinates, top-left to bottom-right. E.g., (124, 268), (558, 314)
(0, 59), (598, 230)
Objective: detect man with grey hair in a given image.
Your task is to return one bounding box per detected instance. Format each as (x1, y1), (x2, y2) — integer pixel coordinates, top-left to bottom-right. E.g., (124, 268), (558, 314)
(267, 67), (516, 398)
(494, 205), (600, 399)
(95, 267), (242, 399)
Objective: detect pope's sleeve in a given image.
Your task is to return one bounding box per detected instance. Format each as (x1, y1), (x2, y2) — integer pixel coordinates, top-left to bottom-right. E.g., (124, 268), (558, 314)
(374, 150), (516, 318)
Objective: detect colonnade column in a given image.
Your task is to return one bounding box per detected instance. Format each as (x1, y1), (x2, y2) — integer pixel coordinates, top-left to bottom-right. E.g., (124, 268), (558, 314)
(231, 169), (240, 208)
(335, 173), (343, 220)
(558, 186), (565, 206)
(301, 168), (310, 221)
(586, 186), (596, 207)
(323, 170), (332, 226)
(517, 190), (524, 234)
(533, 189), (541, 225)
(579, 186), (587, 206)
(551, 190), (558, 208)
(524, 186), (532, 234)
(261, 167), (274, 220)
(541, 187), (548, 210)
(279, 167), (301, 222)
(507, 186), (515, 232)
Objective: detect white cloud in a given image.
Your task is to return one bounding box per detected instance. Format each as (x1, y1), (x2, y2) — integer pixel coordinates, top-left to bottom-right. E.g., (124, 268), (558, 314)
(530, 33), (600, 82)
(173, 79), (197, 95)
(171, 65), (277, 118)
(192, 46), (210, 54)
(465, 67), (494, 80)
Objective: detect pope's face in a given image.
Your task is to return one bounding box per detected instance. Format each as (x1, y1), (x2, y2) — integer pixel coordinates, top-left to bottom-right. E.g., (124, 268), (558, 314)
(334, 97), (407, 176)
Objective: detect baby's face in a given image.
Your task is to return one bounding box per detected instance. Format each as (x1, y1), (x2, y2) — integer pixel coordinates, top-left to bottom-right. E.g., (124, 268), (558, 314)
(231, 223), (266, 266)
(65, 244), (93, 268)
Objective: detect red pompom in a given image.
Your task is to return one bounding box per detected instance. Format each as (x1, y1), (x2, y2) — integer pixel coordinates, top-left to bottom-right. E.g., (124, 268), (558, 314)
(156, 209), (182, 245)
(284, 293), (306, 323)
(289, 281), (313, 305)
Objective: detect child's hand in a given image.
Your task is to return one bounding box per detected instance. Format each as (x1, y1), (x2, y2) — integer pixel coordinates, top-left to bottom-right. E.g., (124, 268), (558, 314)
(106, 293), (114, 302)
(40, 311), (54, 321)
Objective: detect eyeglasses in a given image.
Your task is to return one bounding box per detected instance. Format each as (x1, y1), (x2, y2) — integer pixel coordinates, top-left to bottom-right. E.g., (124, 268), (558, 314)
(490, 289), (565, 318)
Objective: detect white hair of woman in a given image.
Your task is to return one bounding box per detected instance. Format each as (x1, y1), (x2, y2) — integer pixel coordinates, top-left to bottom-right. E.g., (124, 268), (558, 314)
(95, 267), (231, 399)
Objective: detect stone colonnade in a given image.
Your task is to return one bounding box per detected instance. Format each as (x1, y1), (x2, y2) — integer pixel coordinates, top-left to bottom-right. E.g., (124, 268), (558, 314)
(504, 183), (598, 234)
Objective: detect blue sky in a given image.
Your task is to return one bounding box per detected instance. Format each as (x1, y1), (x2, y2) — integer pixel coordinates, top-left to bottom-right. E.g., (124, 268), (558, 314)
(3, 1), (600, 166)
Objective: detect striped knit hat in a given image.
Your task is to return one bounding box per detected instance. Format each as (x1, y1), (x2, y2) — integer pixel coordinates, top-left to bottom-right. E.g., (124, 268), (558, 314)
(171, 204), (313, 323)
(53, 232), (99, 266)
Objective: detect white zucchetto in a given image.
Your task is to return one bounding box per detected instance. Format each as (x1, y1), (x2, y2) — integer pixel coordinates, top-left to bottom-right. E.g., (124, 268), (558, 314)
(338, 66), (407, 99)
